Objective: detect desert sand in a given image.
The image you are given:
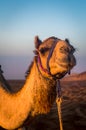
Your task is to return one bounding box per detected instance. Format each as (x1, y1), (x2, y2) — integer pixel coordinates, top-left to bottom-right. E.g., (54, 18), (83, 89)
(0, 72), (86, 130)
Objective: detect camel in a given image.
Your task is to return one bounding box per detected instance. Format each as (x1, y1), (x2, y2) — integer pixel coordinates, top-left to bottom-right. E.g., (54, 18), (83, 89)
(0, 36), (76, 129)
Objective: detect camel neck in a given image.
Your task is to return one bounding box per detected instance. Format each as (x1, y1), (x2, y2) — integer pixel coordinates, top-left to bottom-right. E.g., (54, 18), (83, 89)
(0, 58), (57, 129)
(25, 58), (57, 116)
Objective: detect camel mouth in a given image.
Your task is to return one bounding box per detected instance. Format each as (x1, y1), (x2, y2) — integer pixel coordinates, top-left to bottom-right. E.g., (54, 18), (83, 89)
(54, 71), (67, 79)
(55, 62), (73, 78)
(53, 64), (71, 79)
(50, 60), (75, 79)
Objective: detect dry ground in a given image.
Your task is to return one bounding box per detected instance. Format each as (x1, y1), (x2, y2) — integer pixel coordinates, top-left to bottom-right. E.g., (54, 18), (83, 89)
(0, 72), (86, 130)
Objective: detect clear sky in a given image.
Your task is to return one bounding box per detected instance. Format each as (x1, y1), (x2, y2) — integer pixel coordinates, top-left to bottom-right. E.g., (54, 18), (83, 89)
(0, 0), (86, 79)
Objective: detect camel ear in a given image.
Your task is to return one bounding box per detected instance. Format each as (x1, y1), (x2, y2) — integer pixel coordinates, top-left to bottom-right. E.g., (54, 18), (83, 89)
(34, 36), (42, 49)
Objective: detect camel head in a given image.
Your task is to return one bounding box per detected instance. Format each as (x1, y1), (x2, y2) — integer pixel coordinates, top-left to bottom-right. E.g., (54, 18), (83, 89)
(34, 36), (76, 79)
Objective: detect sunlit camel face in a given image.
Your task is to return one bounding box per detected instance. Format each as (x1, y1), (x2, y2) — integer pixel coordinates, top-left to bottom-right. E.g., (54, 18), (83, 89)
(49, 39), (76, 77)
(35, 37), (76, 79)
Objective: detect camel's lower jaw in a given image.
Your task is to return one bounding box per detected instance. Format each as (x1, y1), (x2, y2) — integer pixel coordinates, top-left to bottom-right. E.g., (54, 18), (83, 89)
(50, 63), (73, 78)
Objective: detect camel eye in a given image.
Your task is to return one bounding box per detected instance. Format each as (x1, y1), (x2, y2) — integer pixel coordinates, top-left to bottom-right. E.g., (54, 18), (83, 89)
(39, 48), (45, 54)
(60, 47), (69, 53)
(39, 47), (50, 54)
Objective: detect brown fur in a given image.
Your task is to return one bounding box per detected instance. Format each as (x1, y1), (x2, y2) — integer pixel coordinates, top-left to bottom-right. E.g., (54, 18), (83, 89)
(0, 37), (76, 129)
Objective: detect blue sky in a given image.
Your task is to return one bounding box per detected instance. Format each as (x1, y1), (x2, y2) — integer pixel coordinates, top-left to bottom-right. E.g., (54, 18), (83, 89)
(0, 0), (86, 79)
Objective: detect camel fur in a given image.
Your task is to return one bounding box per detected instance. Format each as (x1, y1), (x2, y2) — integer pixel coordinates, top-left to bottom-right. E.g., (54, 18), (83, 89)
(0, 36), (76, 129)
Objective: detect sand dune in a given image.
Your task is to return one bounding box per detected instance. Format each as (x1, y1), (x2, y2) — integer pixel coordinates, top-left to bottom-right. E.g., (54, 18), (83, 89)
(63, 71), (86, 81)
(0, 72), (86, 130)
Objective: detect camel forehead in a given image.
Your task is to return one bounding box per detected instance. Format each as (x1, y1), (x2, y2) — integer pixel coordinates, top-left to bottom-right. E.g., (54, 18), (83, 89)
(43, 37), (57, 43)
(39, 38), (71, 49)
(57, 40), (69, 47)
(56, 40), (74, 50)
(39, 37), (57, 48)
